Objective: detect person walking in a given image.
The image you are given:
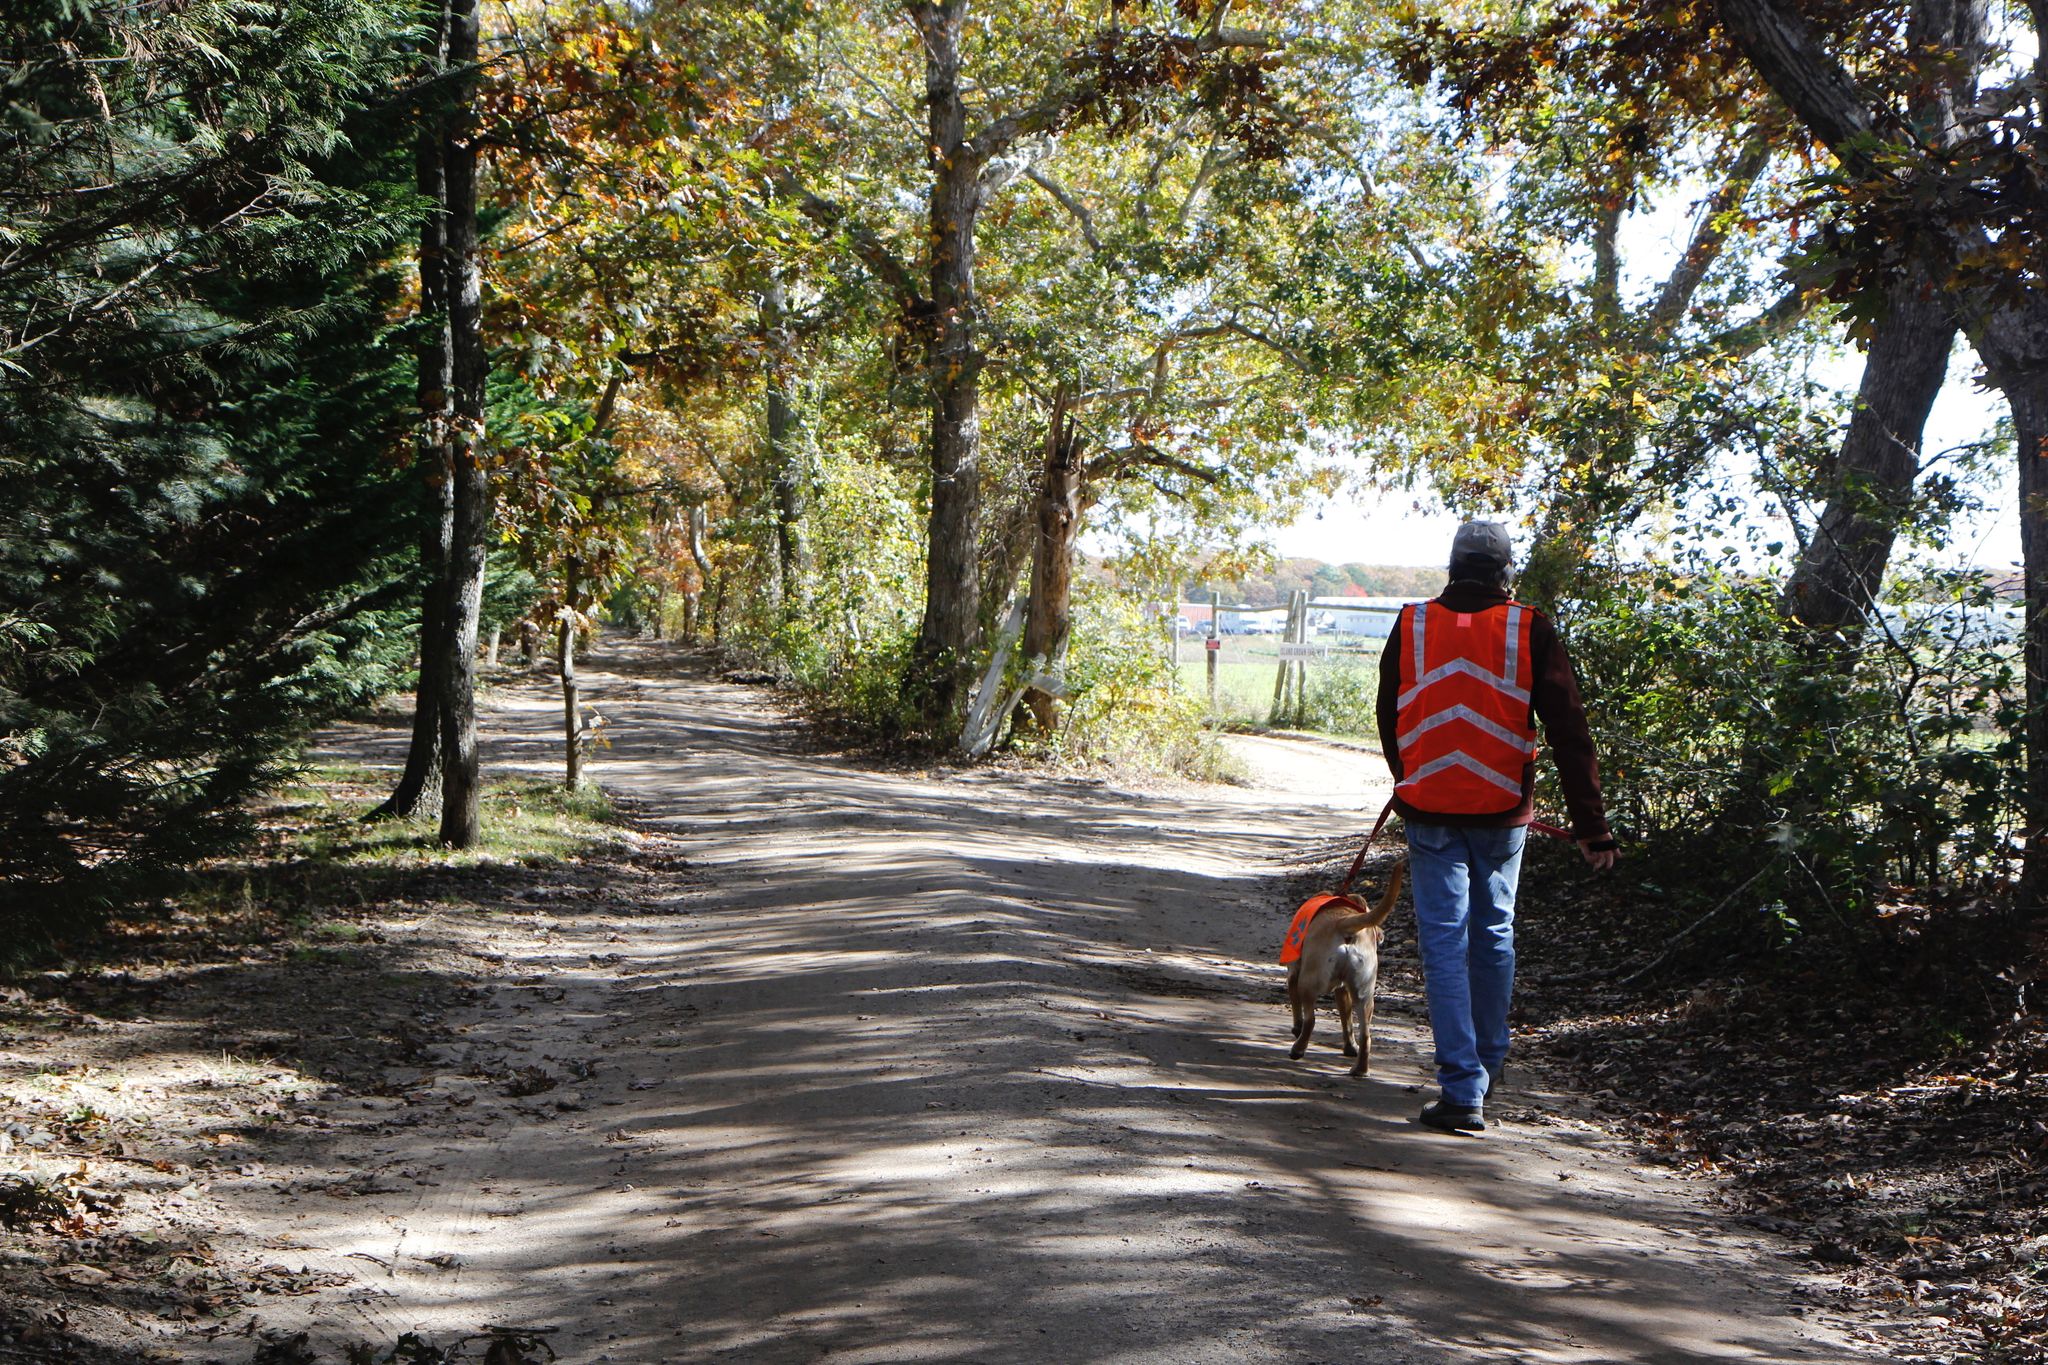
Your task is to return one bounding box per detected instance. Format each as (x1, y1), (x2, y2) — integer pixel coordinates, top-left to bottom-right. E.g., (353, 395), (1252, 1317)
(1376, 521), (1616, 1134)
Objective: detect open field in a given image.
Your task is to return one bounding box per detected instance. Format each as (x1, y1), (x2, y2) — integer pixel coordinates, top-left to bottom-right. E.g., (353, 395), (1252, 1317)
(1172, 637), (1385, 740)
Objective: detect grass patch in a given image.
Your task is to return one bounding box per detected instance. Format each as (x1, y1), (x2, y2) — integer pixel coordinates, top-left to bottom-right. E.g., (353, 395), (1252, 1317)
(151, 765), (628, 937)
(267, 763), (618, 870)
(1175, 657), (1384, 743)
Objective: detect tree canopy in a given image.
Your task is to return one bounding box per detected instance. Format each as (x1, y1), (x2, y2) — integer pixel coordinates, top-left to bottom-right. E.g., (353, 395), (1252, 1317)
(4, 0), (2042, 941)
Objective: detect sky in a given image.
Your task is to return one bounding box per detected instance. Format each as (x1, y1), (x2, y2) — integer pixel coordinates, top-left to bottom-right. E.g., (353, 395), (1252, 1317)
(1269, 186), (2017, 574)
(1250, 54), (2034, 577)
(1270, 362), (2014, 570)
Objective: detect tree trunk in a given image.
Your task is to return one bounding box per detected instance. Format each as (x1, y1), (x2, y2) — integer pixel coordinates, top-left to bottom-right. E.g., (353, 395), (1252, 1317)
(1021, 393), (1084, 732)
(560, 568), (582, 791)
(1775, 0), (1976, 631)
(686, 504), (711, 644)
(434, 0), (488, 849)
(762, 277), (811, 617)
(1980, 334), (2048, 917)
(1710, 0), (2048, 899)
(909, 1), (984, 727)
(1782, 279), (1954, 628)
(375, 471), (452, 820)
(373, 0), (455, 823)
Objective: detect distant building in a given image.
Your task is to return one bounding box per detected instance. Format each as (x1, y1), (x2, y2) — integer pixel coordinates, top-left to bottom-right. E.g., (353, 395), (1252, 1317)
(1308, 596), (1409, 640)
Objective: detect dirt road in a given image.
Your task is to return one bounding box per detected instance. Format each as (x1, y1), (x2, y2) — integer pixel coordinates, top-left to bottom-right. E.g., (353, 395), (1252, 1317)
(1215, 731), (1387, 813)
(243, 639), (1878, 1362)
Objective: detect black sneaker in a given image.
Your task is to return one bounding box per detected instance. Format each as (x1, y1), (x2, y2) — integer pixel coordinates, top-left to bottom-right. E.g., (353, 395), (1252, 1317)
(1419, 1097), (1486, 1133)
(1487, 1063), (1507, 1097)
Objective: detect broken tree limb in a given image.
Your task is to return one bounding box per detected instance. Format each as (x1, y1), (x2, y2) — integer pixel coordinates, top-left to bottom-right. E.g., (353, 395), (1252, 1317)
(959, 599), (1028, 759)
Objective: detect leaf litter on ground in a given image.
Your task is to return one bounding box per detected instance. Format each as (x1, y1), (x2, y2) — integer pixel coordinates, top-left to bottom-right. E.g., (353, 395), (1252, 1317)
(1298, 828), (2048, 1365)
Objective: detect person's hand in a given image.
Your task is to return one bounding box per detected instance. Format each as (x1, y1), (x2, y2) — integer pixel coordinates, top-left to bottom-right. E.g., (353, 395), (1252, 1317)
(1578, 838), (1617, 871)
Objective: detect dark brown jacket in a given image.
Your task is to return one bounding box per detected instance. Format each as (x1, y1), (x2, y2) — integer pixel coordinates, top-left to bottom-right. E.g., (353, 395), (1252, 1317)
(1376, 583), (1611, 842)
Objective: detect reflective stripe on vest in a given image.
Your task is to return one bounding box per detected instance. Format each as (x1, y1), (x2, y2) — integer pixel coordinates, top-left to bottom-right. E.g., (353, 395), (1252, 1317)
(1394, 601), (1538, 815)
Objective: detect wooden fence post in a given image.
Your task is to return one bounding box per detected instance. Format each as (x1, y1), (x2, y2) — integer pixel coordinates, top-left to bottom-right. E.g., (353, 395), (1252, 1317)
(1269, 592), (1293, 721)
(1206, 589), (1220, 716)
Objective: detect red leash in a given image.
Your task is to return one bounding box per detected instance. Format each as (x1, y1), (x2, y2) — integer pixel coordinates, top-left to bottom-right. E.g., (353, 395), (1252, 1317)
(1337, 800), (1398, 894)
(1338, 800), (1574, 894)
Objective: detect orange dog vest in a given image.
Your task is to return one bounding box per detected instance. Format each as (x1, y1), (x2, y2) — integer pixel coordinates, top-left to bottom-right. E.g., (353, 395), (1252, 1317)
(1278, 893), (1368, 965)
(1393, 601), (1539, 814)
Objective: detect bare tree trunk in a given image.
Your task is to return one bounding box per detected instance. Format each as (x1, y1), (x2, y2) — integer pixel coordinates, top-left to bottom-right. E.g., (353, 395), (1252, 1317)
(376, 472), (452, 819)
(560, 567), (581, 791)
(1021, 392), (1084, 732)
(686, 504), (710, 644)
(374, 0), (454, 823)
(1782, 280), (1954, 628)
(909, 1), (985, 727)
(434, 0), (488, 849)
(762, 277), (811, 617)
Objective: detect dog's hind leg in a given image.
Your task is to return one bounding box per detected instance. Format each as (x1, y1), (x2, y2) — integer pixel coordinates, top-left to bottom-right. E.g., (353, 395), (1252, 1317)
(1334, 982), (1358, 1057)
(1287, 973), (1314, 1061)
(1350, 976), (1377, 1078)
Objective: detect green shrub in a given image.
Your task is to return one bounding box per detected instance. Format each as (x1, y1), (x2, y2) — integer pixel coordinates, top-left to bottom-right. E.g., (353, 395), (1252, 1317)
(1556, 550), (2020, 937)
(1034, 590), (1235, 780)
(1295, 663), (1380, 738)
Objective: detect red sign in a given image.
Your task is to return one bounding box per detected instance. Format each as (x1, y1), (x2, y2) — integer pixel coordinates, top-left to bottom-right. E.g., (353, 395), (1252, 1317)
(1205, 638), (1221, 651)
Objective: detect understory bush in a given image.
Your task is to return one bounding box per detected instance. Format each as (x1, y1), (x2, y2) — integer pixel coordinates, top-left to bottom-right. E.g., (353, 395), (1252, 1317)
(1027, 590), (1235, 780)
(1293, 662), (1380, 737)
(1557, 548), (2020, 943)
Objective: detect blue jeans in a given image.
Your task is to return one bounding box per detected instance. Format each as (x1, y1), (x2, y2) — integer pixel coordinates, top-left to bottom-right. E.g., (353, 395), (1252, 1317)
(1406, 821), (1527, 1108)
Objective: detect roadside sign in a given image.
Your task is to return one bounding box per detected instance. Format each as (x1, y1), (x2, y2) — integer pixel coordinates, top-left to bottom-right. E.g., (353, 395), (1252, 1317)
(1205, 638), (1221, 651)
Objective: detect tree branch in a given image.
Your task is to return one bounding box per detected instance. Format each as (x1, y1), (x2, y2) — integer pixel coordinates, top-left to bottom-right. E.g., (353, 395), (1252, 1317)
(589, 370), (626, 438)
(1086, 441), (1224, 485)
(1589, 196), (1624, 332)
(964, 27), (1282, 166)
(1713, 0), (1883, 167)
(1170, 318), (1312, 372)
(1642, 129), (1773, 343)
(1690, 284), (1821, 360)
(763, 168), (924, 309)
(1024, 166), (1105, 254)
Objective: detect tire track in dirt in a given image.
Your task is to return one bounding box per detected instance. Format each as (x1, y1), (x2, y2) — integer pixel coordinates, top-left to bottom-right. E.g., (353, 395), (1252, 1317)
(226, 638), (1903, 1363)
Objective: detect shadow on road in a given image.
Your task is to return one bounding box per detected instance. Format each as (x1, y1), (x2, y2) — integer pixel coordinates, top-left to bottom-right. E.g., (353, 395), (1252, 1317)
(11, 637), (1871, 1364)
(265, 637), (1857, 1363)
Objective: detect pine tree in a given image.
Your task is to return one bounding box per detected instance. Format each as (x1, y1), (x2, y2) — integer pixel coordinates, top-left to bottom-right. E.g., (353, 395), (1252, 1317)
(0, 0), (425, 921)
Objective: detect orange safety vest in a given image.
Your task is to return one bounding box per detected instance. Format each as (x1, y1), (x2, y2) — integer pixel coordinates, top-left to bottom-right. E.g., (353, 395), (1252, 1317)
(1393, 600), (1539, 815)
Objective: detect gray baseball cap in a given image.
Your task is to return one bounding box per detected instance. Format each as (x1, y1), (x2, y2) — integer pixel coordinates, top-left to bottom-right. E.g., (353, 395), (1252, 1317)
(1450, 519), (1513, 566)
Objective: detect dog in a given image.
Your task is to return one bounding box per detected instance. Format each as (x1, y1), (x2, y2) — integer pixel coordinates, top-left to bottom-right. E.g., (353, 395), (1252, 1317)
(1283, 859), (1406, 1078)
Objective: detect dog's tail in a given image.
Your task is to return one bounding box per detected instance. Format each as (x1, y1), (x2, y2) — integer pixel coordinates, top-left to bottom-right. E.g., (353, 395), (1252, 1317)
(1320, 858), (1409, 937)
(1354, 857), (1407, 929)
